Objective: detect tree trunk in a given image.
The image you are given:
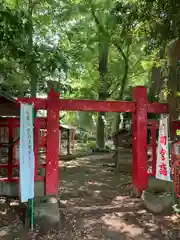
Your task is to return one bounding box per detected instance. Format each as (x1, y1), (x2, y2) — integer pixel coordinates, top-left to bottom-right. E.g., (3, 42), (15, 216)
(114, 55), (128, 169)
(149, 46), (166, 102)
(167, 39), (180, 120)
(115, 57), (129, 134)
(149, 65), (161, 100)
(96, 112), (105, 150)
(96, 42), (109, 151)
(27, 1), (38, 97)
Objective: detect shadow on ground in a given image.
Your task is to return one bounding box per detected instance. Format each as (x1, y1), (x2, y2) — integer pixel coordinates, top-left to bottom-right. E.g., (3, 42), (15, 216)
(60, 153), (132, 208)
(0, 153), (180, 239)
(56, 153), (180, 240)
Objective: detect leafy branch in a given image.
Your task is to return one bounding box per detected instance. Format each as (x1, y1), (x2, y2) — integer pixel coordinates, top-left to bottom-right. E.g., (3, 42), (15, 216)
(88, 0), (130, 99)
(88, 0), (128, 63)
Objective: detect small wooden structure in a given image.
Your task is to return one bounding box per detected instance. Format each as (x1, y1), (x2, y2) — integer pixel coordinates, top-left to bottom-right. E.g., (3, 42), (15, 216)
(0, 92), (19, 117)
(112, 129), (132, 172)
(112, 125), (157, 174)
(60, 124), (76, 155)
(0, 92), (76, 158)
(112, 128), (132, 149)
(0, 92), (76, 196)
(0, 92), (20, 169)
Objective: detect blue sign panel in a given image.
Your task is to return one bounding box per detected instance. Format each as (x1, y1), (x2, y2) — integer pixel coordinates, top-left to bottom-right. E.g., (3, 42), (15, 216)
(20, 104), (35, 202)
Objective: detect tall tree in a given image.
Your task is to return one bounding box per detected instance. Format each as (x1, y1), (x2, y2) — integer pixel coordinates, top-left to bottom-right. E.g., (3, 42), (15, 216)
(0, 0), (68, 97)
(96, 39), (109, 150)
(137, 0), (180, 119)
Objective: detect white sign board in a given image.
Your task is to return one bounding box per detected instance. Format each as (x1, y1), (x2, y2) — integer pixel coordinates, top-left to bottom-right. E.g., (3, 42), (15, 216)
(156, 116), (171, 181)
(20, 104), (35, 202)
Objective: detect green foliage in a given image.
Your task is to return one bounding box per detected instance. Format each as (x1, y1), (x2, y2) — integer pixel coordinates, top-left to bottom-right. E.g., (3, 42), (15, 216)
(0, 0), (157, 135)
(125, 0), (180, 51)
(0, 0), (69, 96)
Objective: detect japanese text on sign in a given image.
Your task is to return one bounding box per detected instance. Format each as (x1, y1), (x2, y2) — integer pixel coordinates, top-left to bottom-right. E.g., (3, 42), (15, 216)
(159, 135), (167, 176)
(156, 116), (171, 182)
(20, 104), (35, 202)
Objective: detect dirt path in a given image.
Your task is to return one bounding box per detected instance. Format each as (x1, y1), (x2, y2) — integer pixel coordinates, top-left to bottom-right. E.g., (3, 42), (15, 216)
(0, 153), (180, 239)
(56, 153), (180, 240)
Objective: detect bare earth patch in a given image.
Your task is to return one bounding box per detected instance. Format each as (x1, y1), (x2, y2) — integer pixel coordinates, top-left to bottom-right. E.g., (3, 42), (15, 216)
(0, 153), (180, 239)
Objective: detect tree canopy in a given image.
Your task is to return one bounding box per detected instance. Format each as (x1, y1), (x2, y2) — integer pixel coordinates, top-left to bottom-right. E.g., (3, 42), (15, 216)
(1, 0), (180, 148)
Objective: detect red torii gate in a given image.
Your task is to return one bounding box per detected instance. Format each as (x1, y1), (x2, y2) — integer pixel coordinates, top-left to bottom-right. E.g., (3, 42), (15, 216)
(17, 86), (168, 196)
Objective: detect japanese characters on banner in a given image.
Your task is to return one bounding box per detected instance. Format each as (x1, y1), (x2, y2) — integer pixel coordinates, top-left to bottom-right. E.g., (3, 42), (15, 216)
(156, 116), (171, 182)
(20, 104), (35, 202)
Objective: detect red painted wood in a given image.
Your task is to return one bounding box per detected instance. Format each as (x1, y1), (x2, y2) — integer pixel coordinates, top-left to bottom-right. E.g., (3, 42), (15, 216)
(0, 117), (20, 128)
(171, 121), (180, 136)
(35, 176), (45, 181)
(132, 89), (137, 191)
(171, 121), (180, 198)
(38, 136), (47, 147)
(8, 119), (14, 180)
(17, 98), (47, 110)
(0, 164), (19, 168)
(45, 89), (60, 195)
(147, 120), (159, 126)
(132, 86), (148, 194)
(172, 120), (180, 125)
(0, 124), (20, 128)
(37, 117), (47, 127)
(18, 97), (135, 113)
(34, 119), (40, 179)
(18, 97), (169, 113)
(0, 176), (44, 182)
(0, 117), (46, 131)
(0, 177), (19, 182)
(151, 122), (157, 176)
(0, 124), (9, 127)
(59, 99), (135, 112)
(147, 102), (168, 113)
